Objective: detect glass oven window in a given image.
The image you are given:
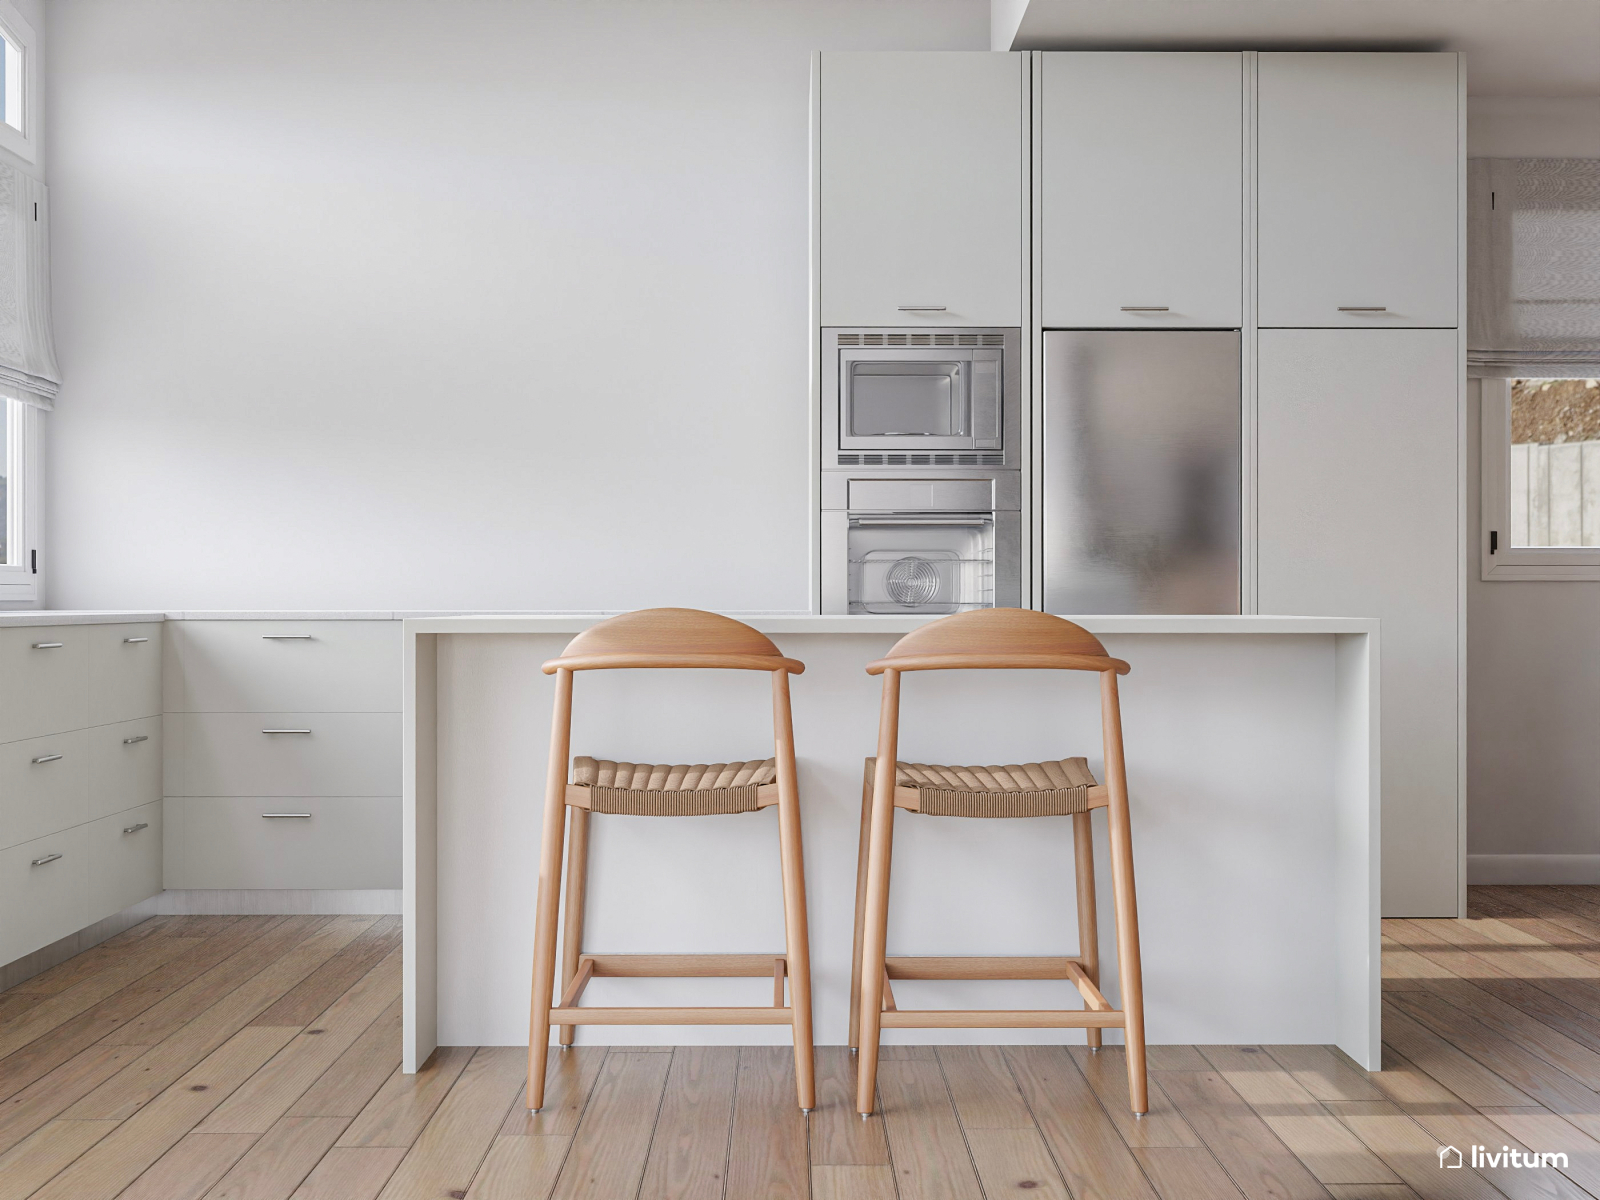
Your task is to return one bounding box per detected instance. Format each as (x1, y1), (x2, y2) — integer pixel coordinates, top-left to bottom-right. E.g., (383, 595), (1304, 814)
(847, 514), (995, 614)
(846, 361), (969, 438)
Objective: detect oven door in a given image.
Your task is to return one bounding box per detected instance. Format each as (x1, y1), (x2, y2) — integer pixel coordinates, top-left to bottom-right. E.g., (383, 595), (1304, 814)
(838, 348), (1002, 452)
(847, 513), (997, 615)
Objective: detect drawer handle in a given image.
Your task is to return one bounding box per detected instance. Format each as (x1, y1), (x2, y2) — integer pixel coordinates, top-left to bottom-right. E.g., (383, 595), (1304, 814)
(123, 735), (149, 745)
(30, 853), (62, 866)
(261, 634), (314, 640)
(1338, 306), (1388, 312)
(31, 642), (64, 649)
(122, 822), (149, 834)
(262, 729), (312, 735)
(262, 812), (312, 819)
(123, 637), (150, 644)
(31, 753), (63, 765)
(1120, 306), (1169, 312)
(896, 306), (946, 312)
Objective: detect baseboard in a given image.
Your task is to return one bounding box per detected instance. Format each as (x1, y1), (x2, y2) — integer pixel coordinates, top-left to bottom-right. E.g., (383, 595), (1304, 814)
(146, 889), (402, 915)
(0, 904), (159, 991)
(1467, 854), (1600, 885)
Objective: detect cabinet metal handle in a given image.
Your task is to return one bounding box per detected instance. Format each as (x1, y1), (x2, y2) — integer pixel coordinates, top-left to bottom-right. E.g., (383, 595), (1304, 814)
(1338, 306), (1388, 312)
(1121, 306), (1170, 312)
(122, 822), (149, 834)
(123, 637), (150, 644)
(31, 642), (63, 649)
(123, 735), (149, 745)
(896, 306), (946, 312)
(31, 753), (63, 764)
(262, 728), (312, 735)
(262, 812), (312, 819)
(31, 853), (62, 866)
(261, 634), (314, 640)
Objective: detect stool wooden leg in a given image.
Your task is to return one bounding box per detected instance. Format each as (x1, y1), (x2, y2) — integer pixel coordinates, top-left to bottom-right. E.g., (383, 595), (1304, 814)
(1102, 671), (1147, 1114)
(557, 806), (590, 1048)
(848, 762), (875, 1052)
(1073, 810), (1102, 1051)
(527, 668), (573, 1112)
(856, 670), (901, 1117)
(772, 670), (815, 1111)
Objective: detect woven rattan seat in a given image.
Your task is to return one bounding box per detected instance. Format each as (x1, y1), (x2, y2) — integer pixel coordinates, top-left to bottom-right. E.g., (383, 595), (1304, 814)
(865, 755), (1097, 817)
(573, 755), (778, 815)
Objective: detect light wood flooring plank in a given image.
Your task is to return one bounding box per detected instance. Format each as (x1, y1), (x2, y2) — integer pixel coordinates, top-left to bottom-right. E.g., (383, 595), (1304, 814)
(1149, 1046), (1214, 1072)
(875, 1056), (982, 1200)
(1198, 1045), (1399, 1185)
(1072, 1045), (1202, 1148)
(499, 1046), (606, 1138)
(1328, 1100), (1519, 1200)
(201, 950), (402, 1134)
(637, 1045), (736, 1200)
(118, 1132), (259, 1200)
(287, 997), (403, 1120)
(724, 1046), (809, 1200)
(0, 1041), (145, 1156)
(1379, 1000), (1535, 1106)
(1006, 1044), (1159, 1200)
(1323, 1187), (1423, 1200)
(810, 1164), (897, 1200)
(337, 1046), (474, 1148)
(287, 1146), (407, 1200)
(966, 1126), (1071, 1199)
(67, 918), (375, 1121)
(0, 1117), (118, 1200)
(1481, 1105), (1600, 1198)
(28, 1024), (300, 1200)
(466, 1135), (570, 1200)
(809, 1047), (889, 1167)
(249, 917), (402, 1029)
(548, 1050), (672, 1200)
(202, 1115), (347, 1200)
(1134, 1145), (1248, 1200)
(937, 1045), (1035, 1129)
(1156, 1070), (1331, 1200)
(375, 1046), (526, 1200)
(1264, 1047), (1385, 1103)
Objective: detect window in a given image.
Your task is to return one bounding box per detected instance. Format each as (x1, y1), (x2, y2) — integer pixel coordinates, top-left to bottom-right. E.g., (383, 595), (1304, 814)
(1481, 377), (1600, 580)
(0, 393), (35, 599)
(0, 0), (36, 162)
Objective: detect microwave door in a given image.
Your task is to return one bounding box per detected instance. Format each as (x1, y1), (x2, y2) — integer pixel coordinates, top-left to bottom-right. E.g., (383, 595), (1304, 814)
(839, 350), (975, 451)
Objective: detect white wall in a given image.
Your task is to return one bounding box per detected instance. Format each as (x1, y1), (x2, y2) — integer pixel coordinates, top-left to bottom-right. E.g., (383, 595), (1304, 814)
(41, 0), (987, 611)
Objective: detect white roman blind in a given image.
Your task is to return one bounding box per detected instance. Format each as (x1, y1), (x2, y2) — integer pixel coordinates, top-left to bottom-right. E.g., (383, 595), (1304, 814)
(1469, 158), (1600, 377)
(0, 159), (58, 407)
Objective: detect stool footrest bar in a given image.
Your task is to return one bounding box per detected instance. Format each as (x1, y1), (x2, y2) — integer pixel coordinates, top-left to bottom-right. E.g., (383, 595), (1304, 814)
(879, 1009), (1127, 1029)
(580, 953), (788, 978)
(884, 956), (1086, 980)
(550, 1006), (796, 1025)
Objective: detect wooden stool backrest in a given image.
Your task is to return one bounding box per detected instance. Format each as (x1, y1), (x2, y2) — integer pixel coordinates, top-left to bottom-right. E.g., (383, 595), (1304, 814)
(543, 608), (804, 675)
(866, 608), (1129, 676)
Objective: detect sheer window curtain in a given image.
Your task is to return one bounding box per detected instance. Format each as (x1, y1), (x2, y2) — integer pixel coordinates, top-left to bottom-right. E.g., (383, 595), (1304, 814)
(0, 160), (59, 408)
(1468, 158), (1600, 377)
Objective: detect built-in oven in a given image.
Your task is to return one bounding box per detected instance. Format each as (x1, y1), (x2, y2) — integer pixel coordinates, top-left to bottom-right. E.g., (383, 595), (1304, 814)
(823, 328), (1021, 467)
(821, 476), (1021, 615)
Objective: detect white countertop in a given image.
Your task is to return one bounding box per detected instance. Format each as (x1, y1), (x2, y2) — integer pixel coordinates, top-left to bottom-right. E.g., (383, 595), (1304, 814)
(405, 613), (1379, 636)
(0, 610), (167, 626)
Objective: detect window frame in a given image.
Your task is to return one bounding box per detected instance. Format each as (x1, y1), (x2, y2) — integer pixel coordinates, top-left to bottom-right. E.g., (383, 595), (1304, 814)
(0, 0), (38, 164)
(1480, 376), (1600, 581)
(0, 395), (37, 601)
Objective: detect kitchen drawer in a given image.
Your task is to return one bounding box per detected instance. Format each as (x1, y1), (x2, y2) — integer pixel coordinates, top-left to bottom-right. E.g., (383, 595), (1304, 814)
(165, 712), (400, 797)
(0, 729), (89, 849)
(84, 802), (162, 922)
(88, 718), (162, 823)
(163, 797), (399, 890)
(0, 826), (87, 965)
(87, 624), (163, 725)
(165, 621), (401, 713)
(0, 627), (89, 743)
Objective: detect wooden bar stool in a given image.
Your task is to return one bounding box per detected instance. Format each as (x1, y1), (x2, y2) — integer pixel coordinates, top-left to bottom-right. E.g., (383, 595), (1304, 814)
(525, 608), (816, 1112)
(849, 608), (1147, 1117)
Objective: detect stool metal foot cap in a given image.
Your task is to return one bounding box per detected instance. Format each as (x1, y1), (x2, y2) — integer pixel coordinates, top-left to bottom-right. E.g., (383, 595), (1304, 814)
(801, 1108), (814, 1114)
(860, 1112), (872, 1120)
(849, 1047), (858, 1055)
(1133, 1111), (1146, 1119)
(529, 1107), (543, 1114)
(1090, 1047), (1100, 1054)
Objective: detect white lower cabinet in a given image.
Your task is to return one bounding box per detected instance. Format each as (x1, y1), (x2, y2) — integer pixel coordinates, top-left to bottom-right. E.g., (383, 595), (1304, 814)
(0, 826), (88, 965)
(164, 797), (400, 890)
(88, 718), (162, 822)
(0, 729), (89, 848)
(165, 712), (401, 797)
(85, 802), (163, 923)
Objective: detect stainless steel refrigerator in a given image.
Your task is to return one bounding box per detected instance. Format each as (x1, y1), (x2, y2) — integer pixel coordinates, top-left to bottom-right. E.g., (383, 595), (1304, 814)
(1043, 330), (1241, 614)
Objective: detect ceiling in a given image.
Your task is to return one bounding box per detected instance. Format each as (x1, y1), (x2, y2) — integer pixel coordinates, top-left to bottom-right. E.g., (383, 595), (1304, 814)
(993, 0), (1600, 96)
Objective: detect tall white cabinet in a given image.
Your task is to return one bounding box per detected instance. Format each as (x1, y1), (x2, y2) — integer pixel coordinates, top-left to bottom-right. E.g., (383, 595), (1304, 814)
(816, 52), (1026, 327)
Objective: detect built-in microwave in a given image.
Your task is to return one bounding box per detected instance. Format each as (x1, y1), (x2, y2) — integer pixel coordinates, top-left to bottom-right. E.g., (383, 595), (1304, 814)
(822, 328), (1021, 465)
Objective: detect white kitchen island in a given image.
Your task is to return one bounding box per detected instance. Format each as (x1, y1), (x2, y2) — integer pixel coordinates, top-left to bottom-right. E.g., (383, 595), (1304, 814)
(404, 614), (1379, 1072)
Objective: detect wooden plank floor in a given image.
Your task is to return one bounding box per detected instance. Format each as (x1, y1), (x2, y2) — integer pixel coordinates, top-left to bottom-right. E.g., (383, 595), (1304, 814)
(5, 887), (1600, 1197)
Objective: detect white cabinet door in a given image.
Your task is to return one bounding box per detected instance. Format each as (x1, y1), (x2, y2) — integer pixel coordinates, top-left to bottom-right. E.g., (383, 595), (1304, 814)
(0, 627), (89, 742)
(163, 797), (399, 890)
(164, 621), (401, 713)
(84, 802), (162, 921)
(1041, 53), (1242, 328)
(0, 729), (89, 849)
(1258, 53), (1459, 328)
(166, 712), (402, 797)
(1258, 329), (1459, 916)
(819, 52), (1025, 327)
(87, 718), (162, 823)
(0, 827), (87, 964)
(87, 624), (163, 726)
